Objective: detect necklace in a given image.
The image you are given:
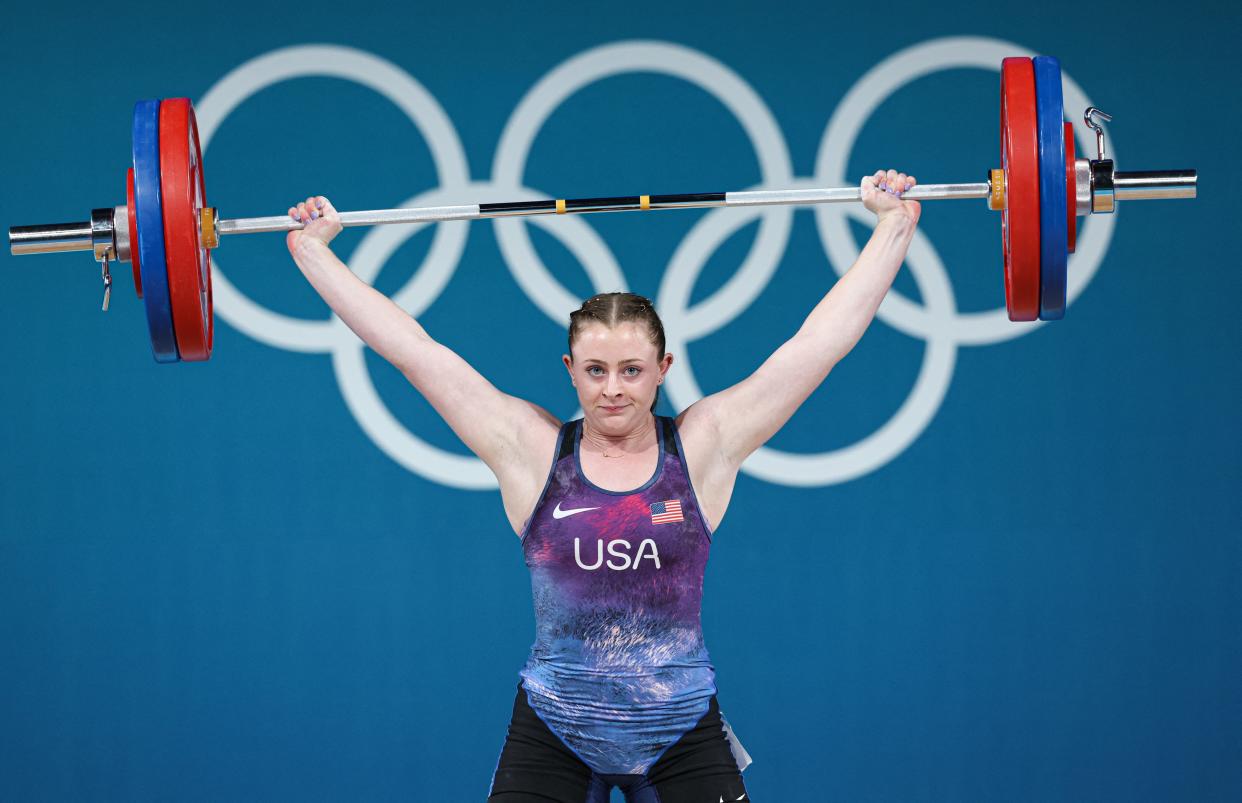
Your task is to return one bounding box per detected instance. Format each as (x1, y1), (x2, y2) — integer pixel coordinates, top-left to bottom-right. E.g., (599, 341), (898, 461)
(584, 420), (653, 459)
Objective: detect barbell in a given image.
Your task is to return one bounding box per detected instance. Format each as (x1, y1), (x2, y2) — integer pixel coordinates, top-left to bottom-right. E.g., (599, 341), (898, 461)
(8, 56), (1197, 363)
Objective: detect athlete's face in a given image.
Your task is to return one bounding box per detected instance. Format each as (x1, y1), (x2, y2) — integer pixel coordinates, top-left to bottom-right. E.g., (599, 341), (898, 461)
(564, 322), (673, 430)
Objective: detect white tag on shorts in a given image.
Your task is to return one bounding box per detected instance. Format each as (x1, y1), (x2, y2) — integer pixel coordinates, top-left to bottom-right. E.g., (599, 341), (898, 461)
(720, 714), (753, 772)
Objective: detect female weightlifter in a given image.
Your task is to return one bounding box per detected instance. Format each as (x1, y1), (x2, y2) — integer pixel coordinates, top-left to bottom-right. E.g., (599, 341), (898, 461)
(286, 168), (920, 803)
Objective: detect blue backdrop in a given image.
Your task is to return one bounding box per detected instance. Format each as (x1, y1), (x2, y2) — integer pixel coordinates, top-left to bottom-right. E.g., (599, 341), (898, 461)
(2, 1), (1237, 800)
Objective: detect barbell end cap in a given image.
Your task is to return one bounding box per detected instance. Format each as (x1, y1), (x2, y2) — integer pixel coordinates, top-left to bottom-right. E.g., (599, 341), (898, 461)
(988, 168), (1006, 211)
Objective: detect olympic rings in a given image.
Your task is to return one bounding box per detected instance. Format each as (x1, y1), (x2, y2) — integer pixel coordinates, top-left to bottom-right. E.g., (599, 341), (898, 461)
(196, 38), (1113, 490)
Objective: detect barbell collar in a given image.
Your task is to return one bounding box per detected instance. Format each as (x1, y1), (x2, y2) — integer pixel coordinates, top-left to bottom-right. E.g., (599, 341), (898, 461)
(1090, 159), (1116, 214)
(114, 204), (131, 262)
(91, 207), (117, 262)
(1075, 158), (1093, 216)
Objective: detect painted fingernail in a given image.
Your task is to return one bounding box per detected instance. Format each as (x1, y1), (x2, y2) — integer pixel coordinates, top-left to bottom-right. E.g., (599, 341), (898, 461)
(316, 200), (324, 209)
(880, 182), (888, 190)
(310, 211), (319, 220)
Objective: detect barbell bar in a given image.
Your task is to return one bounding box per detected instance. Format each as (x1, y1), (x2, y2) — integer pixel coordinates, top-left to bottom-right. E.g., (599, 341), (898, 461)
(7, 55), (1197, 363)
(9, 182), (995, 250)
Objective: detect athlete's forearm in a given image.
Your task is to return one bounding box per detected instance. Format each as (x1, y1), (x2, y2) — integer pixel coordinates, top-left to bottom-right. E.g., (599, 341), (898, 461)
(792, 213), (915, 365)
(290, 238), (434, 370)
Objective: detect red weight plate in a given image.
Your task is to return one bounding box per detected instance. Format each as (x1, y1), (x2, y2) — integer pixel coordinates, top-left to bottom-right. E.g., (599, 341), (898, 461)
(127, 168), (143, 299)
(1000, 57), (1040, 321)
(1065, 122), (1076, 254)
(158, 98), (213, 361)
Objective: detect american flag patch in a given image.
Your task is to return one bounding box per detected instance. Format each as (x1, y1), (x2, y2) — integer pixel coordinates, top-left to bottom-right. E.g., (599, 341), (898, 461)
(650, 499), (684, 524)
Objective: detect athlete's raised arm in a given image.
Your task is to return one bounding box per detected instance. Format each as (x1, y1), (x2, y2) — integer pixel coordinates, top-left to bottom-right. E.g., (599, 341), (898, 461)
(679, 169), (920, 471)
(285, 195), (559, 528)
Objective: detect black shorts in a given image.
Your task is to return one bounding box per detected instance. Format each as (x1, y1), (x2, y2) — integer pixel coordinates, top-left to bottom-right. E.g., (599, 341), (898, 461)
(488, 681), (750, 803)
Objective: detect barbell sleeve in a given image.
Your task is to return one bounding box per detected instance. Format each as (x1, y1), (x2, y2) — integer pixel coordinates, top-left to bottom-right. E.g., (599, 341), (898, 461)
(9, 220), (96, 256)
(1111, 170), (1198, 201)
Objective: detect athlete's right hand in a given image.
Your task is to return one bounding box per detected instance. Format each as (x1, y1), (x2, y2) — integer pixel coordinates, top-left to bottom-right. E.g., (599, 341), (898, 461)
(861, 169), (921, 227)
(286, 195), (343, 254)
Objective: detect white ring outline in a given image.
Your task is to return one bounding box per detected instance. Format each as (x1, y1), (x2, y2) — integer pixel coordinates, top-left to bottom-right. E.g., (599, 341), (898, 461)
(195, 44), (471, 353)
(491, 40), (795, 336)
(659, 181), (958, 485)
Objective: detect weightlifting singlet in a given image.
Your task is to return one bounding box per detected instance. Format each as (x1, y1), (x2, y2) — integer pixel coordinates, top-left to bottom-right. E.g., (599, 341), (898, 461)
(516, 415), (736, 776)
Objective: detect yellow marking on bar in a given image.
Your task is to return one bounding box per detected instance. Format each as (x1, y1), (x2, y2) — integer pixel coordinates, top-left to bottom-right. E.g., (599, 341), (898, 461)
(988, 168), (1006, 211)
(200, 207), (219, 249)
(556, 199), (567, 214)
(640, 195), (650, 210)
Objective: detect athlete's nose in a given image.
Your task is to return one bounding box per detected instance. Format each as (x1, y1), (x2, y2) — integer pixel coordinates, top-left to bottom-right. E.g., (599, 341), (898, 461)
(603, 372), (624, 400)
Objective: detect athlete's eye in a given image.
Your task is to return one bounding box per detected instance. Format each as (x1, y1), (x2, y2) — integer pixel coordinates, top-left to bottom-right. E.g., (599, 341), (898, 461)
(587, 365), (604, 376)
(623, 366), (641, 376)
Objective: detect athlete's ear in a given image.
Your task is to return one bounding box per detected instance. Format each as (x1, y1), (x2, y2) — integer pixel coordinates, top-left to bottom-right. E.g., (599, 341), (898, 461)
(563, 354), (575, 385)
(658, 352), (673, 382)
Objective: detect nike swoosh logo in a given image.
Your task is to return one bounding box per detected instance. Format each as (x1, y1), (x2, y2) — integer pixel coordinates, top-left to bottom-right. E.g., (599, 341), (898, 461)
(552, 503), (599, 519)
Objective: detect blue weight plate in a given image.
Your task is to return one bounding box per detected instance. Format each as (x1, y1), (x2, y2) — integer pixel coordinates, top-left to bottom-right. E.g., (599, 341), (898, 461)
(1033, 55), (1067, 320)
(132, 99), (180, 363)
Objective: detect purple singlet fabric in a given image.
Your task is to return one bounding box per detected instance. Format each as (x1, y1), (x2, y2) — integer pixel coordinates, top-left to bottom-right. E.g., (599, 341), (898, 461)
(517, 415), (717, 775)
